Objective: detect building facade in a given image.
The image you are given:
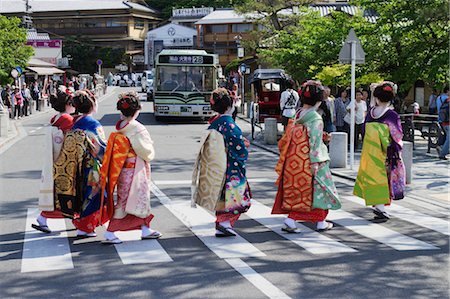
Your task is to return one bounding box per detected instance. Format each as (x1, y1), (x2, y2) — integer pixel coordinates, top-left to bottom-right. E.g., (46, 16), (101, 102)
(1, 0), (160, 72)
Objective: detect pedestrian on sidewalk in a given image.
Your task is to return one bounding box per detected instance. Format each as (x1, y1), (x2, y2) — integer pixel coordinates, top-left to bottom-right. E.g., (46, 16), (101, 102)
(229, 83), (241, 121)
(53, 89), (108, 238)
(32, 81), (40, 111)
(272, 80), (341, 233)
(428, 88), (438, 114)
(21, 83), (32, 116)
(32, 89), (75, 233)
(280, 79), (299, 132)
(192, 88), (251, 237)
(334, 88), (350, 133)
(353, 83), (406, 220)
(1, 85), (12, 117)
(344, 89), (367, 150)
(100, 91), (161, 244)
(12, 87), (24, 119)
(437, 87), (450, 160)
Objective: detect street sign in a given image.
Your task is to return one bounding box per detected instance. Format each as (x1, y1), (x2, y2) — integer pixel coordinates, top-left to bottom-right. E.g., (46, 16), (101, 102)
(96, 59), (103, 66)
(10, 69), (18, 78)
(15, 66), (23, 75)
(339, 28), (365, 64)
(238, 47), (244, 58)
(239, 63), (247, 73)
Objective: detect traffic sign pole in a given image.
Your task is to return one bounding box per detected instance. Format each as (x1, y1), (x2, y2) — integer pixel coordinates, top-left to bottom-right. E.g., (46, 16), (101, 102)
(350, 41), (356, 170)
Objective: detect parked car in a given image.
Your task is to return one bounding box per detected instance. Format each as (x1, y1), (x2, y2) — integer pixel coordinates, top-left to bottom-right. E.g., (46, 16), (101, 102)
(141, 70), (154, 99)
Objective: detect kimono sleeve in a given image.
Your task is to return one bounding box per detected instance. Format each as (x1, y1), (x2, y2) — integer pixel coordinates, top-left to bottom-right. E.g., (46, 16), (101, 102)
(308, 119), (325, 163)
(220, 118), (248, 161)
(128, 126), (155, 162)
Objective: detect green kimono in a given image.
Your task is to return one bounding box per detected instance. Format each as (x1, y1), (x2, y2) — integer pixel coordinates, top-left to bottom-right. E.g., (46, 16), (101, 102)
(353, 122), (391, 205)
(297, 109), (341, 210)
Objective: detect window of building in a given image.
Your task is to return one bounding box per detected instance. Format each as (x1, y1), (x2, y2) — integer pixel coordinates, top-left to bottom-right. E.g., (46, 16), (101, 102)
(134, 19), (145, 29)
(84, 22), (102, 28)
(208, 24), (228, 33)
(106, 19), (123, 27)
(231, 23), (253, 33)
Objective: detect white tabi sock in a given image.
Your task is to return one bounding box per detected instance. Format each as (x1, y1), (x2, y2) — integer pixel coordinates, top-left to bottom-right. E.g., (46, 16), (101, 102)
(141, 225), (157, 237)
(284, 217), (297, 229)
(374, 204), (386, 212)
(316, 220), (328, 230)
(104, 231), (117, 241)
(219, 220), (232, 229)
(37, 215), (47, 226)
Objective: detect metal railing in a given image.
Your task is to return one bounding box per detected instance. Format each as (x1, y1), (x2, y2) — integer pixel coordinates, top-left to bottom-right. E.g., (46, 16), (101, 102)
(400, 113), (443, 153)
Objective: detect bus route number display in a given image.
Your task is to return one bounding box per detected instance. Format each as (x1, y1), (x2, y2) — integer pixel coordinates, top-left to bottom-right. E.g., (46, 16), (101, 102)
(159, 55), (214, 64)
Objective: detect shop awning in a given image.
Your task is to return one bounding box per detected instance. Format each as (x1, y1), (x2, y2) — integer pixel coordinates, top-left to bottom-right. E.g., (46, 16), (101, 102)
(125, 49), (143, 55)
(26, 66), (65, 75)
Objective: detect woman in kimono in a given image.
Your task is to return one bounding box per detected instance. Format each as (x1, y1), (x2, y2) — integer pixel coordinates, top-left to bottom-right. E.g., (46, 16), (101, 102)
(32, 89), (75, 233)
(101, 92), (161, 244)
(273, 81), (341, 233)
(208, 88), (251, 237)
(353, 83), (405, 220)
(54, 89), (108, 237)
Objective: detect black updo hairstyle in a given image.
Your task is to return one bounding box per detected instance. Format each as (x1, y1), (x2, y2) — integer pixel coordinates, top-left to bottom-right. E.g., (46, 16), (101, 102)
(50, 89), (72, 112)
(373, 83), (395, 103)
(299, 80), (324, 106)
(117, 91), (141, 117)
(73, 89), (96, 114)
(210, 88), (232, 114)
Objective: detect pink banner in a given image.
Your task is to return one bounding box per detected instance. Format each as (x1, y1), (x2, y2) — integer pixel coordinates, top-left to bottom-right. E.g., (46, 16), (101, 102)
(26, 40), (62, 48)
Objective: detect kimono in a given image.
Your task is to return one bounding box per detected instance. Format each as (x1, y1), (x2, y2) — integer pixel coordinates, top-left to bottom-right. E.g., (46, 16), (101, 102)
(354, 108), (406, 205)
(208, 114), (251, 226)
(39, 113), (73, 218)
(101, 120), (155, 232)
(273, 108), (340, 222)
(54, 115), (108, 233)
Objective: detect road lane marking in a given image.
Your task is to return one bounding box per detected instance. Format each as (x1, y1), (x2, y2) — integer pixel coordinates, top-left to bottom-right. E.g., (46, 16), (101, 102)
(151, 183), (265, 259)
(246, 200), (357, 254)
(113, 230), (172, 265)
(21, 208), (74, 273)
(327, 210), (439, 250)
(343, 195), (450, 236)
(225, 258), (291, 299)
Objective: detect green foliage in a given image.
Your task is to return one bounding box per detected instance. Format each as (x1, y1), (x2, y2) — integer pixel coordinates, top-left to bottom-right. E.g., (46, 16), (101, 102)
(146, 0), (246, 19)
(63, 37), (125, 73)
(0, 16), (34, 84)
(352, 0), (449, 90)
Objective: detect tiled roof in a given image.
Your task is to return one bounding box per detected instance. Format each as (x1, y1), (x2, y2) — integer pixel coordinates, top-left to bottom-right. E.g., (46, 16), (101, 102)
(27, 29), (50, 41)
(0, 0), (157, 14)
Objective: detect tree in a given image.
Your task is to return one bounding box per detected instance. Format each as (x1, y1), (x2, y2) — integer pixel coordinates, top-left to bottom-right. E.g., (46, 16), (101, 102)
(63, 37), (125, 74)
(353, 0), (449, 91)
(0, 16), (34, 84)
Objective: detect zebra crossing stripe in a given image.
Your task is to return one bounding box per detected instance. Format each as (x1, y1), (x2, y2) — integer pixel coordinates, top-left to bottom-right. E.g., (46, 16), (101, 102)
(246, 200), (357, 254)
(153, 177), (274, 186)
(113, 230), (173, 265)
(151, 183), (265, 259)
(328, 210), (439, 251)
(344, 195), (450, 236)
(225, 258), (291, 299)
(21, 208), (74, 273)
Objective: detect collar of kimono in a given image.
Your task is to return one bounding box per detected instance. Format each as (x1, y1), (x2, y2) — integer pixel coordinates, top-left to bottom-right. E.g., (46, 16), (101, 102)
(117, 119), (139, 135)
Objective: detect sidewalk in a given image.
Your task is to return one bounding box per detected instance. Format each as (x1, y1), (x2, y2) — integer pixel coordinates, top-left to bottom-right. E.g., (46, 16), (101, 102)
(237, 115), (449, 205)
(0, 87), (118, 153)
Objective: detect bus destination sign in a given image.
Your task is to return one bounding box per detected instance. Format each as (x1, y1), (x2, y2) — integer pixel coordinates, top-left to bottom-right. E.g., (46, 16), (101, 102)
(159, 55), (214, 64)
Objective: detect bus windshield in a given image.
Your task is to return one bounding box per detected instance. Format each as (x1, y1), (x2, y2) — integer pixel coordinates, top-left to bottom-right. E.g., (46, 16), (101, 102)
(157, 66), (214, 92)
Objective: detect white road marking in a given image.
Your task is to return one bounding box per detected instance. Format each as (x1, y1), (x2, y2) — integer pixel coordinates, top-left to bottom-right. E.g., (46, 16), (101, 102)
(225, 258), (291, 299)
(343, 195), (450, 236)
(21, 208), (74, 273)
(151, 183), (265, 259)
(328, 210), (439, 250)
(113, 230), (172, 265)
(246, 200), (357, 254)
(153, 178), (275, 186)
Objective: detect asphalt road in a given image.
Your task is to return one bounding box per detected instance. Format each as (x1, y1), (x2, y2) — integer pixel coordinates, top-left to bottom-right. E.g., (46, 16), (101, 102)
(0, 87), (448, 299)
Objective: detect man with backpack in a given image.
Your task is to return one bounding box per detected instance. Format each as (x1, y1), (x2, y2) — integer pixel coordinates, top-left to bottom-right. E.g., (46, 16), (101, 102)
(437, 86), (449, 160)
(280, 79), (299, 132)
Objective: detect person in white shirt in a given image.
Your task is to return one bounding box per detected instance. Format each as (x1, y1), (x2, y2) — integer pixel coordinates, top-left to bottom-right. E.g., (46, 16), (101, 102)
(344, 89), (367, 150)
(280, 79), (299, 131)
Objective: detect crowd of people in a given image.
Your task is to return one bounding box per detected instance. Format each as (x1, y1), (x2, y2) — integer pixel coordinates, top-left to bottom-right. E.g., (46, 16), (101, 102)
(0, 76), (96, 120)
(30, 78), (420, 247)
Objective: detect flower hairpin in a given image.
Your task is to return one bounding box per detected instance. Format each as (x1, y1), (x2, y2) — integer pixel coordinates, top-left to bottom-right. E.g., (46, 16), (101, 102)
(383, 85), (393, 92)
